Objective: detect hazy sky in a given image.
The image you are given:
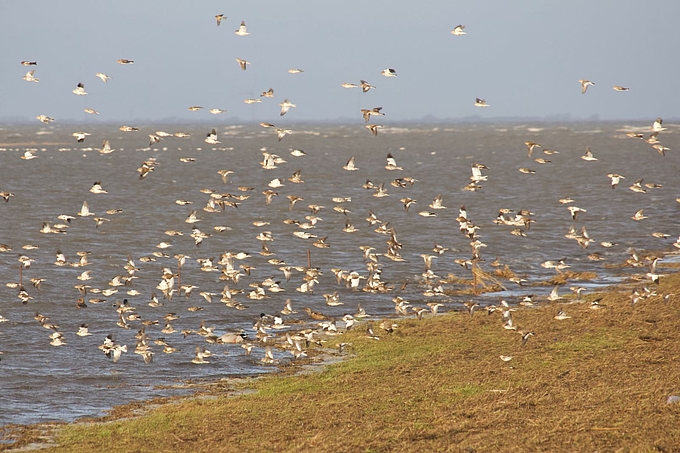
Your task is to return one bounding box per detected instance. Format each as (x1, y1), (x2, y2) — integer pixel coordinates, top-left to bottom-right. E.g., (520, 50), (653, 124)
(1, 1), (679, 123)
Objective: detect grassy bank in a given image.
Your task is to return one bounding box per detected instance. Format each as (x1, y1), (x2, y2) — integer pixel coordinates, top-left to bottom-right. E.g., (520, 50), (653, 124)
(4, 273), (680, 452)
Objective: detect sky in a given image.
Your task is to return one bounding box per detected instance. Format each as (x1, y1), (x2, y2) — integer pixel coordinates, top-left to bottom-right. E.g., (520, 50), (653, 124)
(1, 1), (679, 123)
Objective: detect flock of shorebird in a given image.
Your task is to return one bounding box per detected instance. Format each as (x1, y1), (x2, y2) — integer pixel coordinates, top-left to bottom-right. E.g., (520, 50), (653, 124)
(1, 14), (677, 375)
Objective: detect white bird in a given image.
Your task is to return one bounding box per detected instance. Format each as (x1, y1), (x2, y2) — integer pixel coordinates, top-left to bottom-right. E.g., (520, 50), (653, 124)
(100, 139), (114, 154)
(72, 83), (88, 95)
(451, 24), (466, 35)
(652, 118), (666, 132)
(547, 286), (561, 301)
(343, 156), (359, 171)
(107, 344), (128, 363)
(90, 181), (107, 194)
(205, 128), (219, 144)
(78, 201), (94, 217)
(607, 173), (624, 189)
(579, 79), (595, 94)
(385, 153), (402, 171)
(470, 164), (488, 182)
(554, 309), (571, 320)
(192, 347), (210, 364)
(279, 99), (296, 116)
(429, 195), (446, 210)
(235, 21), (250, 36)
(72, 132), (90, 143)
(474, 98), (489, 107)
(95, 73), (112, 83)
(581, 146), (598, 161)
(22, 70), (39, 82)
(381, 68), (397, 77)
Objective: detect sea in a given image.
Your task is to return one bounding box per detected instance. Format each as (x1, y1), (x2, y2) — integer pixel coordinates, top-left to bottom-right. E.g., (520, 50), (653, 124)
(0, 121), (678, 427)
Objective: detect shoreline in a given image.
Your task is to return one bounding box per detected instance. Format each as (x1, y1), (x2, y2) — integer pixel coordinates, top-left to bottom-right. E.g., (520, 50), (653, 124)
(3, 255), (680, 452)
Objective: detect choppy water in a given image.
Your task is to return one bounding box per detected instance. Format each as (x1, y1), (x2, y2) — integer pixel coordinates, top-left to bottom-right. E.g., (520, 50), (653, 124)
(0, 121), (678, 426)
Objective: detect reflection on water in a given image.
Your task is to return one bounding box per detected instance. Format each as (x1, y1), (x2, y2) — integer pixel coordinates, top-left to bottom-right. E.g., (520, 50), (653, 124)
(0, 122), (678, 426)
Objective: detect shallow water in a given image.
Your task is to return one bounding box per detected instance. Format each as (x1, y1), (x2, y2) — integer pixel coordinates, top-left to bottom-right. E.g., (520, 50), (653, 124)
(0, 121), (678, 426)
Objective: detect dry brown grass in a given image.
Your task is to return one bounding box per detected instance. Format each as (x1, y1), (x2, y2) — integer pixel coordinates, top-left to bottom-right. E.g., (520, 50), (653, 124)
(535, 270), (599, 286)
(493, 264), (518, 279)
(4, 274), (680, 452)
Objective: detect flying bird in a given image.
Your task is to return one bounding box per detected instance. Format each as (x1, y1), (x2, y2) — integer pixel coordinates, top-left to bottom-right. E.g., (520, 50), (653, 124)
(235, 21), (250, 36)
(279, 99), (296, 116)
(95, 73), (111, 83)
(451, 25), (466, 35)
(100, 139), (114, 154)
(343, 156), (359, 171)
(652, 144), (670, 156)
(581, 146), (598, 161)
(525, 141), (541, 157)
(205, 129), (219, 144)
(72, 132), (91, 143)
(381, 68), (397, 77)
(366, 124), (382, 136)
(385, 153), (403, 170)
(631, 209), (648, 221)
(359, 80), (375, 93)
(215, 14), (226, 26)
(474, 98), (489, 107)
(236, 58), (250, 71)
(361, 107), (384, 122)
(652, 118), (666, 132)
(22, 70), (39, 82)
(72, 83), (87, 95)
(579, 79), (595, 94)
(90, 181), (107, 194)
(607, 173), (624, 189)
(276, 128), (292, 141)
